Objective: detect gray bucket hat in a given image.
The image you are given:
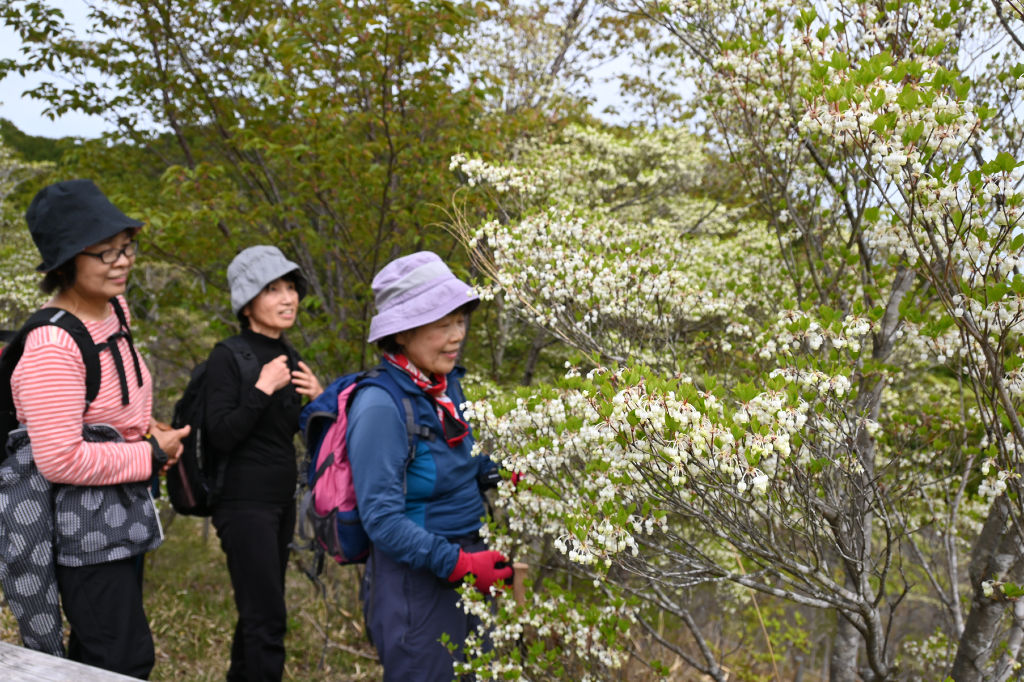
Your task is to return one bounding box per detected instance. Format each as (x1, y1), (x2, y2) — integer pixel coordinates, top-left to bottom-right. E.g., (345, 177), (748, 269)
(367, 251), (479, 343)
(227, 245), (308, 315)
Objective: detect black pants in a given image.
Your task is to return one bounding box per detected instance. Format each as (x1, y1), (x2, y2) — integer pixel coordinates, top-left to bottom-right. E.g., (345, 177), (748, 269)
(213, 503), (295, 682)
(56, 557), (154, 679)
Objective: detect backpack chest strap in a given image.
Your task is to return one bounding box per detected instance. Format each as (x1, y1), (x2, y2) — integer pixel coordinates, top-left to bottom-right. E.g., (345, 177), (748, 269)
(95, 328), (144, 407)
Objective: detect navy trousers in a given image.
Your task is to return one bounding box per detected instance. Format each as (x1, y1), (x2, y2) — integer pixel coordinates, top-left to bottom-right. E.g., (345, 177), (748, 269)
(362, 535), (486, 681)
(213, 503), (295, 682)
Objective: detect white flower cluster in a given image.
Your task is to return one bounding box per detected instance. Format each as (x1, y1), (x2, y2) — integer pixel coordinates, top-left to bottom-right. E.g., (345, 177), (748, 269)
(466, 367), (814, 568)
(1004, 360), (1024, 399)
(890, 321), (967, 368)
(792, 44), (1024, 287)
(0, 268), (47, 327)
(979, 458), (1021, 499)
(769, 366), (852, 398)
(452, 125), (707, 218)
(800, 68), (983, 181)
(457, 580), (635, 678)
(449, 152), (543, 196)
(758, 309), (876, 360)
(899, 627), (955, 677)
(472, 205), (780, 362)
(949, 292), (1024, 337)
(0, 142), (51, 325)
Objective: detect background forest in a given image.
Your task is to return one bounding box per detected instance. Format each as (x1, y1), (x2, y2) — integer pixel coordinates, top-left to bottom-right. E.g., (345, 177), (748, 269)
(3, 0), (1024, 679)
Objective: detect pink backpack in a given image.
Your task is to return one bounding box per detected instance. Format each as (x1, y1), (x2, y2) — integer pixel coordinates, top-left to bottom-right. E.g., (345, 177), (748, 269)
(297, 368), (428, 565)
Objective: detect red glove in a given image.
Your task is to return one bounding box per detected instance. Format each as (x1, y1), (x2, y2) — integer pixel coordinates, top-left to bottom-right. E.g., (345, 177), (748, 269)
(447, 549), (513, 594)
(510, 471), (523, 487)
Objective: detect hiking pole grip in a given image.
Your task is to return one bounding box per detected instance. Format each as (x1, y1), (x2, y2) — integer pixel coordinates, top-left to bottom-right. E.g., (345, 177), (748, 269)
(513, 562), (528, 607)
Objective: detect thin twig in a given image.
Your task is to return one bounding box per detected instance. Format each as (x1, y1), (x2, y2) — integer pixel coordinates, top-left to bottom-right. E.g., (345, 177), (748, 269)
(735, 552), (782, 682)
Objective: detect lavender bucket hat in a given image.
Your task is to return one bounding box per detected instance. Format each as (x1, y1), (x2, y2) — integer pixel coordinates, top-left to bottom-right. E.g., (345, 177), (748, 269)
(227, 245), (308, 315)
(367, 251), (479, 343)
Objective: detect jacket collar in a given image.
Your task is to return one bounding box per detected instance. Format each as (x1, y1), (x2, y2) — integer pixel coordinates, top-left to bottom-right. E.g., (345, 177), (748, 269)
(378, 359), (465, 395)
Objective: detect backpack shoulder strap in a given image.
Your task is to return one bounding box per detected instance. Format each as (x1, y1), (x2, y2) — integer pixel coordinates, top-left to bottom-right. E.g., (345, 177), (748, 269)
(352, 367), (434, 457)
(0, 307), (102, 442)
(347, 368), (429, 498)
(202, 335), (259, 495)
(217, 335), (261, 401)
(280, 336), (300, 372)
(97, 297), (143, 405)
(108, 295), (130, 330)
(17, 307), (103, 408)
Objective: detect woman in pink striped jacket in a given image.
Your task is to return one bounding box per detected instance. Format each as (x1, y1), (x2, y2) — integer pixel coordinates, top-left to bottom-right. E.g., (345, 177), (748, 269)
(2, 179), (189, 679)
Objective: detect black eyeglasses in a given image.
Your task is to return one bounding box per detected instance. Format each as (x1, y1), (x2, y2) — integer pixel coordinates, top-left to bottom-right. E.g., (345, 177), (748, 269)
(80, 240), (139, 264)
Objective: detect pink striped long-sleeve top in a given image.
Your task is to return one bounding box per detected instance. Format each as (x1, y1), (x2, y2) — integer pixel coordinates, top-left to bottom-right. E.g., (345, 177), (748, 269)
(11, 296), (154, 485)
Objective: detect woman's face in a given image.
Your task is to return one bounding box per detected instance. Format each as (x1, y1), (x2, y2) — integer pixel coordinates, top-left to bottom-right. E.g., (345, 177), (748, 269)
(244, 277), (299, 338)
(395, 311), (468, 377)
(71, 229), (137, 302)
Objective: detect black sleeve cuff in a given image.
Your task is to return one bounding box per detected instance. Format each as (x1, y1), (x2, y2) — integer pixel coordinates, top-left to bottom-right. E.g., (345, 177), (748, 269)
(144, 434), (169, 472)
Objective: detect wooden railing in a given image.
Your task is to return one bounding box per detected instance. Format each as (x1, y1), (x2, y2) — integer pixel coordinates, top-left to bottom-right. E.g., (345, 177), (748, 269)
(0, 640), (136, 681)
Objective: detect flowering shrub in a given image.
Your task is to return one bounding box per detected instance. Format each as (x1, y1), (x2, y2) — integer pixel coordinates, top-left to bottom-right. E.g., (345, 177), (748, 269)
(0, 141), (49, 327)
(447, 0), (1024, 678)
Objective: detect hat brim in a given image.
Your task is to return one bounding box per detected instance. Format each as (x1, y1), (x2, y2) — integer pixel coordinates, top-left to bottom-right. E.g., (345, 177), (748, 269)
(36, 220), (144, 272)
(232, 264), (308, 315)
(367, 278), (479, 342)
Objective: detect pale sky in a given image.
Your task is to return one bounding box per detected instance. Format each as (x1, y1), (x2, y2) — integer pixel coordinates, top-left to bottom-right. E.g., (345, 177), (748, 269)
(0, 0), (630, 141)
(0, 0), (112, 139)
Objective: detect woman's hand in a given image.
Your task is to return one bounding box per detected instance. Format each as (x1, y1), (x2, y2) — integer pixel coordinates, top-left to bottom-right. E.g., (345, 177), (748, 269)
(292, 360), (324, 400)
(150, 422), (190, 472)
(255, 355), (292, 395)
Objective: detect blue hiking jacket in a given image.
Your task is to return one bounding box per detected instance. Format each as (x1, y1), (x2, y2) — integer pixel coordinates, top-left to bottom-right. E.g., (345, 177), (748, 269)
(346, 363), (495, 578)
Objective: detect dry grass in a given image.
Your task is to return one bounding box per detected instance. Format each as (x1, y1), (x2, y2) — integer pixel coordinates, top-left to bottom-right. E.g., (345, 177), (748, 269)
(0, 509), (382, 680)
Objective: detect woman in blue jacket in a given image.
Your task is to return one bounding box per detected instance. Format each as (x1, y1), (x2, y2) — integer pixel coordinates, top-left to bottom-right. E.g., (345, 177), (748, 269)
(347, 251), (512, 680)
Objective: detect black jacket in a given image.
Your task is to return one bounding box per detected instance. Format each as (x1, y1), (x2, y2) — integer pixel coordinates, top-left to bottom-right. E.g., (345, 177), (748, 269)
(204, 329), (302, 506)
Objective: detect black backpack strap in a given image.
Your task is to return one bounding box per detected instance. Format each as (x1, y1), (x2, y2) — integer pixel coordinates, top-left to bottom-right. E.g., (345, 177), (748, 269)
(93, 297), (144, 406)
(280, 337), (301, 373)
(26, 308), (103, 408)
(209, 335), (261, 493)
(399, 396), (433, 450)
(0, 308), (102, 441)
(218, 336), (261, 394)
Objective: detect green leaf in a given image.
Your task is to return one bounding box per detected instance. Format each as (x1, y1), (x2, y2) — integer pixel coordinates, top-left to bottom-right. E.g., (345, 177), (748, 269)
(870, 112), (898, 134)
(870, 88), (887, 109)
(830, 52), (850, 70)
(808, 457), (828, 473)
(1003, 583), (1024, 598)
(897, 88), (920, 110)
(902, 121), (925, 144)
(735, 383), (760, 403)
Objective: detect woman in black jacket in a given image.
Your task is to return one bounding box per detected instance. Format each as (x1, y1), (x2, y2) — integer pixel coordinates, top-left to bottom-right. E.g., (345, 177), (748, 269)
(204, 245), (322, 682)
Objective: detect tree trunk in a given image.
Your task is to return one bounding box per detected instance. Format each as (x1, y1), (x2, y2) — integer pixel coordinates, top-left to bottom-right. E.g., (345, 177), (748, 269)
(490, 295), (510, 377)
(830, 613), (860, 682)
(951, 496), (1024, 680)
(993, 599), (1024, 682)
(520, 329), (548, 386)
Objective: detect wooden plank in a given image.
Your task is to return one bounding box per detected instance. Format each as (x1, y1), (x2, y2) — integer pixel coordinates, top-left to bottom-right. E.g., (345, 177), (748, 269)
(0, 640), (137, 681)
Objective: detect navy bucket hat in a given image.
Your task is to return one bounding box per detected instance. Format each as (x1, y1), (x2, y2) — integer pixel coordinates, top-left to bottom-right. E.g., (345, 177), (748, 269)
(26, 179), (144, 272)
